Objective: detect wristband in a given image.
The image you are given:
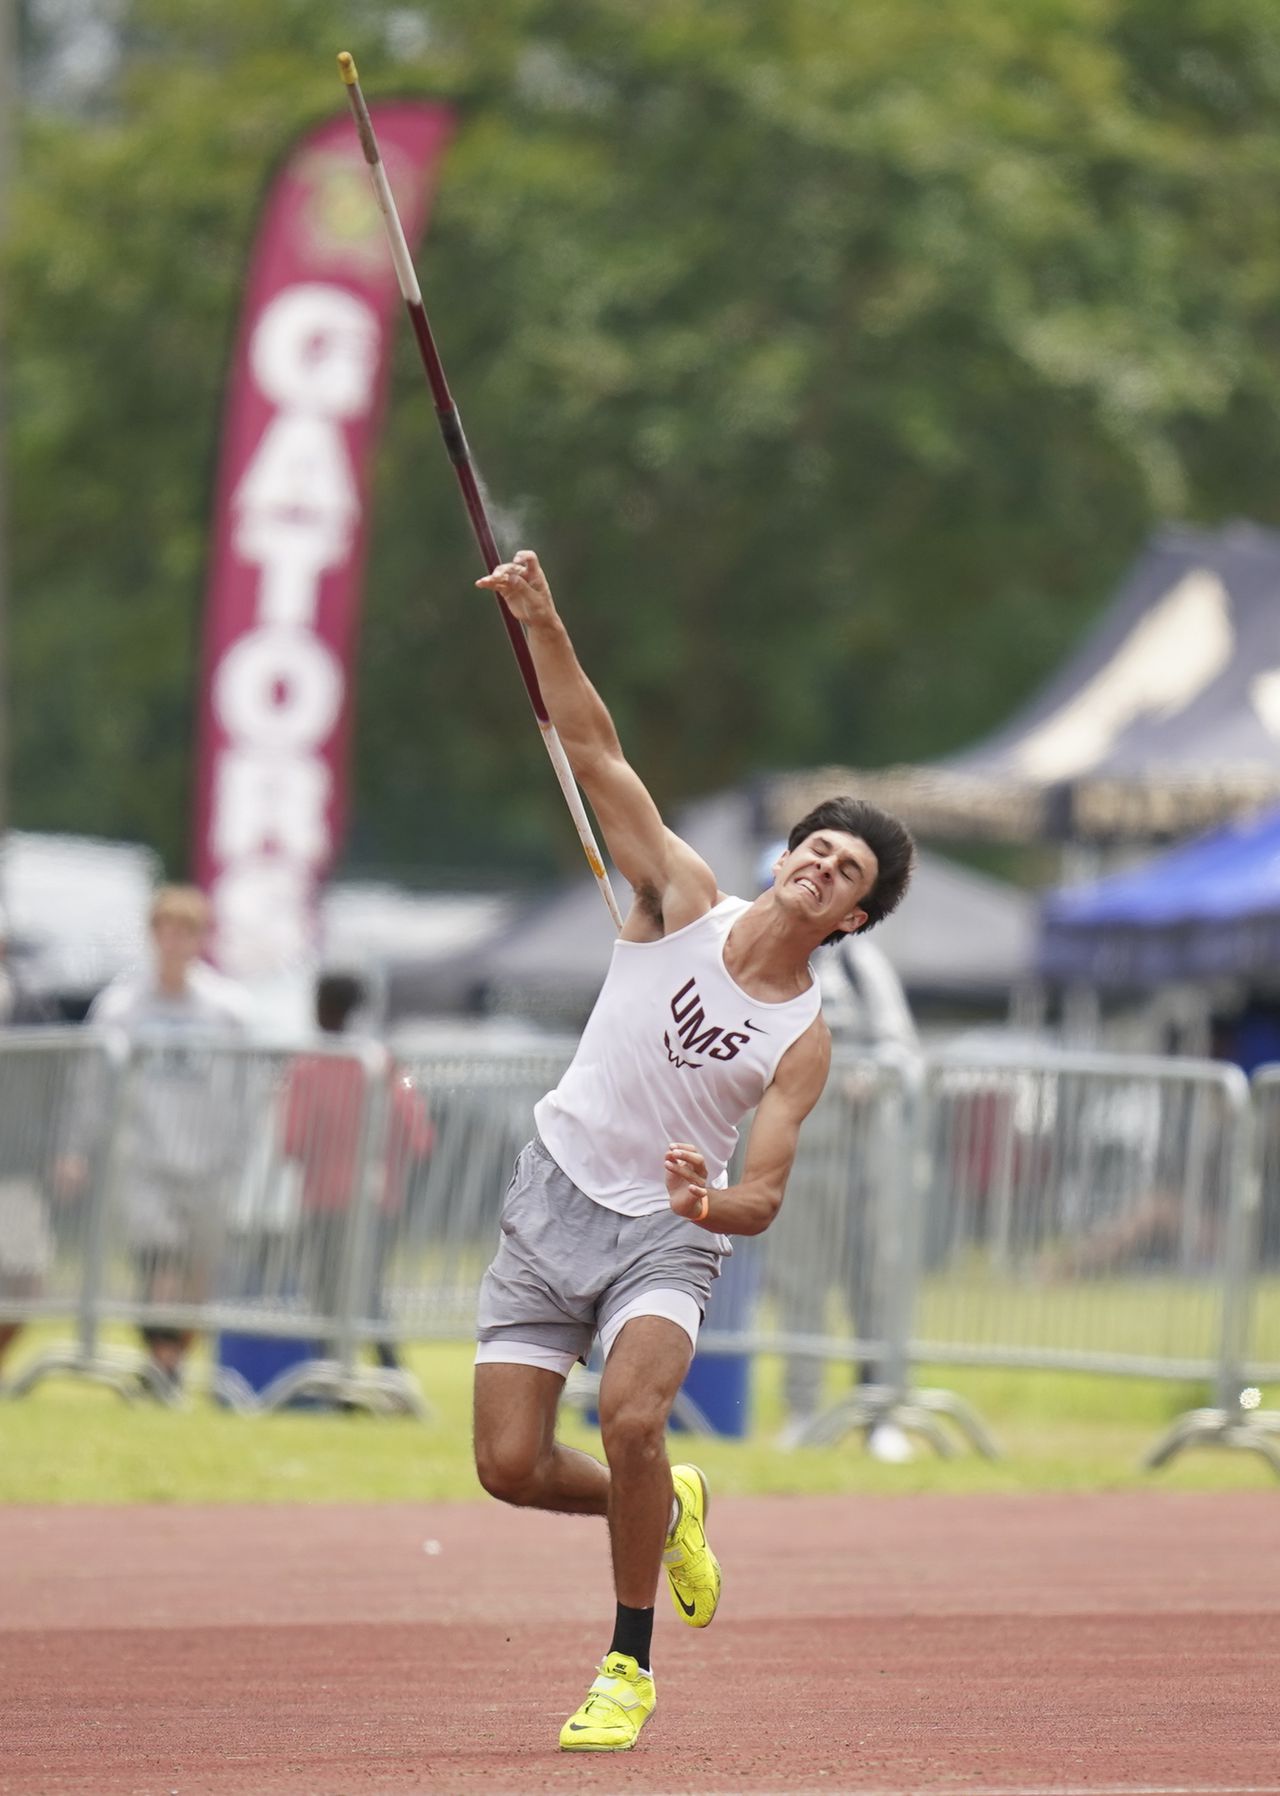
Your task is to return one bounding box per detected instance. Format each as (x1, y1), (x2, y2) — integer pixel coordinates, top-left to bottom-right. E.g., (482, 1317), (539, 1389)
(694, 1190), (710, 1221)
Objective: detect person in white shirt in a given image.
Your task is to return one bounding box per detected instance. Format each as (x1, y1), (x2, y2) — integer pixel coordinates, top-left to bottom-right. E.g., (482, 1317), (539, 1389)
(59, 886), (250, 1396)
(471, 551), (915, 1753)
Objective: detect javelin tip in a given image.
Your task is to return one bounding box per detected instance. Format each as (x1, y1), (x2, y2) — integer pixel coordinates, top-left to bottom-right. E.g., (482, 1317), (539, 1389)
(337, 50), (358, 84)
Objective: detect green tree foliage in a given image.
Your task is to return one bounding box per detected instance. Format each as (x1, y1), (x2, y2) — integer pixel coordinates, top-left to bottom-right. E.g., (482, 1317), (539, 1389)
(8, 0), (1280, 878)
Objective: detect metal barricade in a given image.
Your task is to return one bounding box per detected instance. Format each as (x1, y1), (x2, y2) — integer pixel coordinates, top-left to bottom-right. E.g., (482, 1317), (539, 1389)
(1145, 1066), (1280, 1473)
(720, 1051), (902, 1420)
(915, 1046), (1276, 1472)
(1247, 1067), (1280, 1393)
(0, 1029), (127, 1397)
(363, 1038), (575, 1366)
(210, 1035), (405, 1413)
(366, 1039), (990, 1451)
(10, 1025), (1270, 1463)
(14, 1035), (395, 1413)
(707, 1048), (993, 1455)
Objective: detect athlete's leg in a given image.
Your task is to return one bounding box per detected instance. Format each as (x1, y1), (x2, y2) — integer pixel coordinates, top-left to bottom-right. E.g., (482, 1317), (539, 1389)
(557, 1304), (715, 1750)
(596, 1315), (694, 1608)
(473, 1359), (609, 1515)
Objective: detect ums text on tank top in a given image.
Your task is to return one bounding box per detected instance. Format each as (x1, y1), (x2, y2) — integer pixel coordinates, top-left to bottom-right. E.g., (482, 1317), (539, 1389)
(534, 896), (823, 1217)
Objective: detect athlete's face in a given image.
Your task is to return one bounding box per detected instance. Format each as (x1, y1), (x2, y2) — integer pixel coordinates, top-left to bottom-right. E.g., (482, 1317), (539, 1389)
(772, 829), (878, 936)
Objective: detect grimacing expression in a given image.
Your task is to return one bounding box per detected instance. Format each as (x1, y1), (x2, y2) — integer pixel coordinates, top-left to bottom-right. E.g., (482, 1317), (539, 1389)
(774, 830), (879, 935)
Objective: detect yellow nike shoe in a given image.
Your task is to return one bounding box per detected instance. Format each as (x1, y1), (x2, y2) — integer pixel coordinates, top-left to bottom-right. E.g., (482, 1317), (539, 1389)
(558, 1652), (656, 1751)
(664, 1463), (721, 1627)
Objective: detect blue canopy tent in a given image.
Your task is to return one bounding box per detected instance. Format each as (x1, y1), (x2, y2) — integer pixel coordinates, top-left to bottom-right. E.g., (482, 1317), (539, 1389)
(1039, 805), (1280, 990)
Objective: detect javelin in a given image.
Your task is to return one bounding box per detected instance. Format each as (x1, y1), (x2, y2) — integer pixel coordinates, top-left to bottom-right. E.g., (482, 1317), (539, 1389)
(337, 51), (624, 932)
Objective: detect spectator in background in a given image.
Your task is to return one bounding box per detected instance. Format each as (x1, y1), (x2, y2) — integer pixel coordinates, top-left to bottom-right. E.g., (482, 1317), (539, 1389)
(0, 904), (61, 1374)
(770, 929), (921, 1461)
(57, 885), (250, 1397)
(282, 973), (432, 1371)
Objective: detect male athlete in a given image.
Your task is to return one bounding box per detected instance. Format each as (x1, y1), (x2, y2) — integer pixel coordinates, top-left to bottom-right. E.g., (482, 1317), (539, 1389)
(472, 551), (914, 1752)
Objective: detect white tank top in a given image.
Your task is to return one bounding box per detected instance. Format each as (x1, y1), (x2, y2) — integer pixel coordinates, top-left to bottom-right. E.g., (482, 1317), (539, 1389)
(534, 897), (822, 1217)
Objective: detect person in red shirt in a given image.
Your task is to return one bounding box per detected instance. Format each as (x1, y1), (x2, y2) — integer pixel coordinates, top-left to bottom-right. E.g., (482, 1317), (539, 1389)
(283, 974), (432, 1366)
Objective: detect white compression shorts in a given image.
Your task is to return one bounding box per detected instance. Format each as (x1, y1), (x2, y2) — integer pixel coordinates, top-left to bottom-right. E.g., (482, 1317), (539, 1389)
(474, 1286), (703, 1379)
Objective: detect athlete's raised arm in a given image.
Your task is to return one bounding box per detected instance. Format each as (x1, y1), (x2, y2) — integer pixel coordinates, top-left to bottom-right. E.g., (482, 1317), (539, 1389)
(478, 551), (718, 936)
(663, 1017), (833, 1235)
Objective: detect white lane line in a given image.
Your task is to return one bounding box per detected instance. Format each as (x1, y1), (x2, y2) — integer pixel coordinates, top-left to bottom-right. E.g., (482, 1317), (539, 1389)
(473, 1787), (1280, 1796)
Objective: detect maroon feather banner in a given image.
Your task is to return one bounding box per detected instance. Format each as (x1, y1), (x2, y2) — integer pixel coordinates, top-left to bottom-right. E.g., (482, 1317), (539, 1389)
(193, 101), (454, 980)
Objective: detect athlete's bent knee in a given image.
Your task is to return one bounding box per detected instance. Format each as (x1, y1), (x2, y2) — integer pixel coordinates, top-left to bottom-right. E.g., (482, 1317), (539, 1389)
(474, 1436), (546, 1507)
(600, 1393), (669, 1472)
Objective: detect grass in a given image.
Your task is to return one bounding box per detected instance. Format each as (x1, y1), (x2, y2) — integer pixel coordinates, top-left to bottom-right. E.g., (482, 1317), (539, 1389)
(1, 1324), (1276, 1505)
(911, 1268), (1280, 1369)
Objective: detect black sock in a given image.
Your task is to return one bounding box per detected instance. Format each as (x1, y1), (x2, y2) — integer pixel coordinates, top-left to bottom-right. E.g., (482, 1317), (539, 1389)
(609, 1602), (654, 1671)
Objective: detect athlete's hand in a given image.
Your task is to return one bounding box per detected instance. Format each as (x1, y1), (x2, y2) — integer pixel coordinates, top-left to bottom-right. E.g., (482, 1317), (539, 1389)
(664, 1142), (709, 1219)
(475, 550), (556, 626)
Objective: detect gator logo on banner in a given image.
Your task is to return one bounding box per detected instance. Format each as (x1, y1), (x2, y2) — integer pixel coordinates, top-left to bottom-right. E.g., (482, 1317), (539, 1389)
(192, 103), (454, 980)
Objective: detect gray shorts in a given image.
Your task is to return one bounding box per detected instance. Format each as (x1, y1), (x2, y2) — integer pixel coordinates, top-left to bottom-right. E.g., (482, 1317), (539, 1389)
(476, 1137), (727, 1364)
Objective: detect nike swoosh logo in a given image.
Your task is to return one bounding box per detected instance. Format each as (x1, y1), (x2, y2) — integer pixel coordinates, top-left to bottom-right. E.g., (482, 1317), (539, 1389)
(675, 1590), (697, 1616)
(744, 1019), (768, 1032)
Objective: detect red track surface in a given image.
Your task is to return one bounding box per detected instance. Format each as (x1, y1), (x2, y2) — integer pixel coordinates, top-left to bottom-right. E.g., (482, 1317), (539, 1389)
(2, 1492), (1278, 1795)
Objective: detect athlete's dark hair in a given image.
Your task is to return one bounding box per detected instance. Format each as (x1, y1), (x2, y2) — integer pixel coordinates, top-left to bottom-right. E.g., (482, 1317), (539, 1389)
(786, 796), (915, 944)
